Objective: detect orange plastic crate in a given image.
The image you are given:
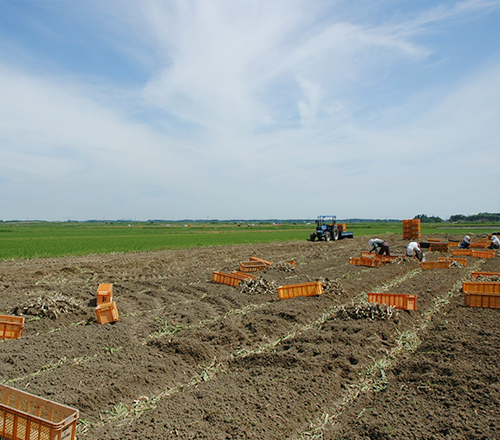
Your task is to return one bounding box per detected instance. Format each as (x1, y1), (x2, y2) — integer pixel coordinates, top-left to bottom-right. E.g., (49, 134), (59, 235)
(403, 219), (421, 226)
(470, 243), (489, 248)
(0, 316), (24, 340)
(427, 239), (442, 242)
(0, 383), (78, 440)
(95, 301), (119, 324)
(97, 283), (113, 305)
(349, 257), (386, 267)
(403, 232), (421, 239)
(452, 249), (472, 256)
(448, 242), (459, 248)
(249, 257), (273, 266)
(438, 257), (467, 267)
(367, 293), (417, 310)
(471, 271), (500, 278)
(429, 243), (450, 252)
(278, 281), (323, 300)
(402, 220), (421, 239)
(421, 260), (451, 269)
(230, 271), (257, 280)
(462, 281), (500, 294)
(360, 252), (400, 262)
(374, 255), (401, 262)
(212, 271), (246, 287)
(238, 261), (268, 272)
(465, 293), (500, 309)
(471, 250), (495, 259)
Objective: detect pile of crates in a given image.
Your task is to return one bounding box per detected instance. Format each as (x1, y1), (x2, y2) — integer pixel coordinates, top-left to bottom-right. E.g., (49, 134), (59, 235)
(463, 273), (500, 309)
(403, 219), (421, 240)
(95, 283), (119, 324)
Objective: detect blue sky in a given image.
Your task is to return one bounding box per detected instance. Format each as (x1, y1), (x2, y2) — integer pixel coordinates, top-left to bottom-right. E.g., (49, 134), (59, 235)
(0, 0), (498, 221)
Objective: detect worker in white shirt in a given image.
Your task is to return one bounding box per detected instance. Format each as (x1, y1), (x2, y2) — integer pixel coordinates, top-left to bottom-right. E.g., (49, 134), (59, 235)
(489, 235), (500, 249)
(406, 241), (425, 261)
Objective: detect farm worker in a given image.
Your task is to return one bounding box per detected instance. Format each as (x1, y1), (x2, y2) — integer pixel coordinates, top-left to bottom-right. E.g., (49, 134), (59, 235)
(459, 235), (471, 249)
(368, 238), (390, 255)
(489, 235), (500, 249)
(406, 241), (425, 261)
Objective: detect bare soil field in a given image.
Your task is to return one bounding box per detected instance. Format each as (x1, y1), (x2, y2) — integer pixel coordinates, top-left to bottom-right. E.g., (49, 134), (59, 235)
(0, 234), (499, 439)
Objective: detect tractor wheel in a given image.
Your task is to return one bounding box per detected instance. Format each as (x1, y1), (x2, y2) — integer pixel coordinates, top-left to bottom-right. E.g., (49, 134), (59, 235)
(325, 232), (331, 241)
(310, 233), (316, 242)
(333, 228), (339, 241)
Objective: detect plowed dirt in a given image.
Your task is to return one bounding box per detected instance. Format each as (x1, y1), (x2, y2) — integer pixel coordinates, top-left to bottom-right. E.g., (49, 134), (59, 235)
(0, 234), (498, 439)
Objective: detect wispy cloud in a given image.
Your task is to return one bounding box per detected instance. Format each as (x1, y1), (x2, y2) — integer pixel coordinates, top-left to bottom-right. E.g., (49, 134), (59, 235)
(0, 0), (498, 220)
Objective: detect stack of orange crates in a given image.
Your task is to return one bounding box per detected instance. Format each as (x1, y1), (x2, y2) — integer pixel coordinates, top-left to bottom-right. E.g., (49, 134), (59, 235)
(402, 219), (421, 239)
(95, 283), (119, 324)
(463, 281), (500, 309)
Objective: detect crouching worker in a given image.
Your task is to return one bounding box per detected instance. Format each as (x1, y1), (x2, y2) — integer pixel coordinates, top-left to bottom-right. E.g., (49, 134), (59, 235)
(369, 238), (390, 255)
(460, 235), (471, 249)
(489, 235), (500, 249)
(407, 241), (425, 261)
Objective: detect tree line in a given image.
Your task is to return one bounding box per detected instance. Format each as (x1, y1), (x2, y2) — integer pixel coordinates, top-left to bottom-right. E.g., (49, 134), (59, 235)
(414, 213), (500, 223)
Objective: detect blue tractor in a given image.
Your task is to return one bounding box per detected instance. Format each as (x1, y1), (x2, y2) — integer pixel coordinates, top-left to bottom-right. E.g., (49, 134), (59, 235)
(309, 215), (353, 241)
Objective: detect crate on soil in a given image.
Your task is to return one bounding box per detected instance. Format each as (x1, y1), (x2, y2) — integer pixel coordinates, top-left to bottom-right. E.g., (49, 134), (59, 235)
(249, 257), (273, 266)
(421, 260), (451, 270)
(349, 257), (386, 267)
(470, 243), (489, 248)
(471, 250), (495, 259)
(427, 239), (442, 242)
(439, 257), (467, 267)
(471, 271), (500, 279)
(429, 243), (450, 252)
(97, 283), (113, 305)
(367, 293), (417, 310)
(0, 383), (79, 440)
(359, 252), (399, 262)
(212, 271), (246, 287)
(278, 281), (323, 300)
(464, 293), (500, 309)
(374, 255), (400, 262)
(0, 315), (24, 340)
(462, 281), (500, 294)
(452, 249), (472, 256)
(238, 261), (268, 272)
(95, 301), (119, 324)
(230, 271), (257, 280)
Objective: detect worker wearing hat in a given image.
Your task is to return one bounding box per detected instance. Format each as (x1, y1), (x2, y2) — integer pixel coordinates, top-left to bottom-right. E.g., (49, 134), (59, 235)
(489, 235), (500, 249)
(407, 241), (425, 261)
(460, 235), (471, 249)
(368, 238), (390, 255)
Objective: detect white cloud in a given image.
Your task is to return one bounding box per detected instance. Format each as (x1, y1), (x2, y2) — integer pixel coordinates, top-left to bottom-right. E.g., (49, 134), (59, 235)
(0, 0), (498, 220)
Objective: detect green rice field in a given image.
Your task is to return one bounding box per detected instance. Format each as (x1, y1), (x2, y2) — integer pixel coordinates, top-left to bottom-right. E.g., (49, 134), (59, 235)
(0, 221), (498, 261)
